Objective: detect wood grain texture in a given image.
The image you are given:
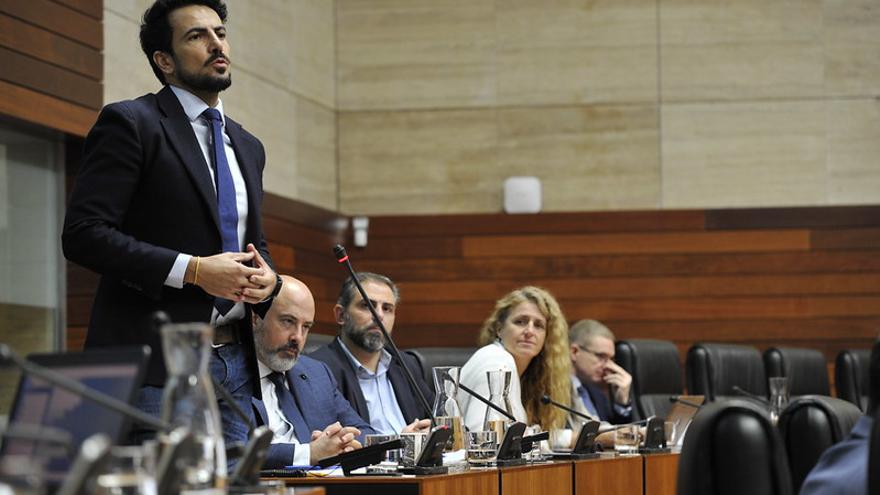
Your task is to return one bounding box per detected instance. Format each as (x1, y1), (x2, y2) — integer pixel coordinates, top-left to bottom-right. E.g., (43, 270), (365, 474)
(500, 461), (572, 495)
(54, 0), (102, 19)
(573, 456), (643, 495)
(0, 46), (102, 109)
(0, 13), (102, 79)
(0, 0), (102, 49)
(644, 453), (679, 495)
(0, 79), (96, 136)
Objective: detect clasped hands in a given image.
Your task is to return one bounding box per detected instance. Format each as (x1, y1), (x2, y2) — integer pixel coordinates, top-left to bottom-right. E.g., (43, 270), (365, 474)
(185, 243), (276, 303)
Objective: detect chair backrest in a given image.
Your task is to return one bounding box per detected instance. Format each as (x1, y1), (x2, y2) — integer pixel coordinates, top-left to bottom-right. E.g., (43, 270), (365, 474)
(303, 332), (336, 355)
(407, 347), (478, 392)
(763, 347), (830, 396)
(686, 343), (767, 402)
(615, 339), (684, 420)
(835, 348), (871, 412)
(677, 399), (792, 495)
(777, 395), (863, 492)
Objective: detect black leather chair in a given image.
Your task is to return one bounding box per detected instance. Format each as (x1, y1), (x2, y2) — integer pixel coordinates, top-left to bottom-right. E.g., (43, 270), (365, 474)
(615, 339), (683, 420)
(777, 395), (863, 492)
(407, 347), (478, 392)
(763, 347), (830, 397)
(677, 399), (792, 495)
(686, 343), (767, 402)
(303, 332), (335, 355)
(835, 348), (872, 412)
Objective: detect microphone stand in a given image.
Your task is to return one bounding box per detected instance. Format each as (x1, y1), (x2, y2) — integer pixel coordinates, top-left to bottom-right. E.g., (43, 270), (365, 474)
(669, 396), (703, 409)
(458, 383), (516, 421)
(333, 245), (436, 427)
(541, 394), (594, 422)
(0, 344), (169, 432)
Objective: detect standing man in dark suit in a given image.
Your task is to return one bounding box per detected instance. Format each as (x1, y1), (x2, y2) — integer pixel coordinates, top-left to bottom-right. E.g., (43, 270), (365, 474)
(569, 319), (634, 424)
(62, 0), (280, 444)
(310, 273), (433, 435)
(249, 276), (373, 468)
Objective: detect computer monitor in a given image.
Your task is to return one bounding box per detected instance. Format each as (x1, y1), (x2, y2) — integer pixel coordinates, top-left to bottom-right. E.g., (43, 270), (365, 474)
(1, 347), (150, 484)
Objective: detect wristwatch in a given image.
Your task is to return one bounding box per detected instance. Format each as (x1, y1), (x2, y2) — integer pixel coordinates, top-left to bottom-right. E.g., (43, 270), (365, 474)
(267, 273), (283, 301)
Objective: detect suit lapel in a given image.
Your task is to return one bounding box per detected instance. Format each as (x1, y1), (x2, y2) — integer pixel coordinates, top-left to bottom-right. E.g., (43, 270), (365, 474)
(225, 119), (261, 243)
(252, 396), (269, 427)
(156, 86), (221, 233)
(285, 370), (313, 444)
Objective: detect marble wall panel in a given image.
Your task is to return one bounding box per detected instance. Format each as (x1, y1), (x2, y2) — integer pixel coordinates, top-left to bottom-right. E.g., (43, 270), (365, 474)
(827, 99), (880, 204)
(661, 0), (824, 101)
(824, 0), (880, 96)
(103, 9), (160, 104)
(336, 0), (497, 111)
(662, 101), (827, 208)
(496, 105), (661, 211)
(338, 109), (499, 214)
(296, 97), (338, 210)
(496, 0), (658, 105)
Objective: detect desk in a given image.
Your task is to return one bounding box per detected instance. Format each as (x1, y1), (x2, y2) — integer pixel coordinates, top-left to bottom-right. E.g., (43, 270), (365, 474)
(275, 453), (676, 495)
(644, 452), (679, 495)
(273, 468), (498, 495)
(499, 461), (572, 495)
(573, 455), (643, 495)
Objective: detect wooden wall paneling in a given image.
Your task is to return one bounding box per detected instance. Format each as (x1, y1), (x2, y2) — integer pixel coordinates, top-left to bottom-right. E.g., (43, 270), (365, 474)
(367, 210), (706, 238)
(0, 79), (96, 136)
(0, 13), (101, 79)
(461, 230), (811, 257)
(0, 0), (102, 49)
(53, 0), (102, 20)
(810, 228), (880, 250)
(0, 47), (102, 109)
(705, 205), (880, 230)
(359, 250), (880, 282)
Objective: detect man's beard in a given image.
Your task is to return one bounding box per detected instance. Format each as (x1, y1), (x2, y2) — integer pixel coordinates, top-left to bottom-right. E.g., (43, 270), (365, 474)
(174, 54), (232, 93)
(254, 325), (299, 372)
(341, 315), (385, 352)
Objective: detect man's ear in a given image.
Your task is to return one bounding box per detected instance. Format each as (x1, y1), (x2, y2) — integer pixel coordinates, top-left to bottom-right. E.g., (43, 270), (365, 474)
(333, 304), (345, 325)
(152, 51), (175, 77)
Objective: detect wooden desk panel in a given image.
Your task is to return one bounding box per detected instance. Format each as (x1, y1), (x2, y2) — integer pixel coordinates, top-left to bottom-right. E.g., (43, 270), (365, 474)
(278, 469), (498, 495)
(499, 461), (572, 495)
(644, 453), (680, 495)
(573, 455), (643, 495)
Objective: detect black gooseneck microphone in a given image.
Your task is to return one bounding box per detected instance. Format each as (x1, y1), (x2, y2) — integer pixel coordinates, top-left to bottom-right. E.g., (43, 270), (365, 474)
(541, 394), (594, 422)
(596, 418), (652, 434)
(669, 395), (703, 409)
(333, 245), (436, 427)
(458, 383), (516, 422)
(0, 344), (170, 432)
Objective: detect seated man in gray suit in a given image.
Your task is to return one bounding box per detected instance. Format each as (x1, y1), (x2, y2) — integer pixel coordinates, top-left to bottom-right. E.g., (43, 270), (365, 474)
(249, 275), (376, 468)
(310, 273), (433, 435)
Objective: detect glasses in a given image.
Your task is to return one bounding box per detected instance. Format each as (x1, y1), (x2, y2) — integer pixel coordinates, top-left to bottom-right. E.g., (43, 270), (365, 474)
(576, 345), (612, 363)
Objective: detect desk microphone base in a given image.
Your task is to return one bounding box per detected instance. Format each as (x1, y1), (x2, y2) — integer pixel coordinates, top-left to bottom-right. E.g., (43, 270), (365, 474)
(399, 465), (448, 475)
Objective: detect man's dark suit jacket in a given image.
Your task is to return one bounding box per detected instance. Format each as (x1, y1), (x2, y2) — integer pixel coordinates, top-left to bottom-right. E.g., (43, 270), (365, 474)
(249, 356), (376, 468)
(586, 382), (633, 425)
(309, 338), (435, 428)
(62, 85), (271, 386)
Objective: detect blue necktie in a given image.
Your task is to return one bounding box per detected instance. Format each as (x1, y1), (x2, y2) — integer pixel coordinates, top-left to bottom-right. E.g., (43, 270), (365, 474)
(202, 108), (238, 315)
(267, 372), (309, 443)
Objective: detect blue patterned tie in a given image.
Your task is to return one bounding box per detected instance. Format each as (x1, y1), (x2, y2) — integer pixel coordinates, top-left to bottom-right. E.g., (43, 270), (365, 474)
(202, 108), (238, 314)
(267, 372), (309, 443)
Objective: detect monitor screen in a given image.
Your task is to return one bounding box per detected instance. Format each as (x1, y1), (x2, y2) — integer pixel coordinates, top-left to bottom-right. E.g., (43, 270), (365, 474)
(1, 347), (150, 484)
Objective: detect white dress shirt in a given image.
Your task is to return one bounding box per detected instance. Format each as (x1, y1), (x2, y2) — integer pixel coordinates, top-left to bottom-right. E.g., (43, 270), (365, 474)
(337, 339), (407, 434)
(258, 361), (311, 466)
(162, 85), (249, 324)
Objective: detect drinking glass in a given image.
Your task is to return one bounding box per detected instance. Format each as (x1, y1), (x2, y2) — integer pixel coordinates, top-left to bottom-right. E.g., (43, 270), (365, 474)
(549, 428), (574, 451)
(466, 431), (498, 466)
(614, 425), (639, 455)
(664, 421), (677, 448)
(95, 445), (157, 495)
(768, 377), (790, 425)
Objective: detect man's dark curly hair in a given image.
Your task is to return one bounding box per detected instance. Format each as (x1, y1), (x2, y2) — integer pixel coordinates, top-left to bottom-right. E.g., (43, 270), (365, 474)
(139, 0), (228, 84)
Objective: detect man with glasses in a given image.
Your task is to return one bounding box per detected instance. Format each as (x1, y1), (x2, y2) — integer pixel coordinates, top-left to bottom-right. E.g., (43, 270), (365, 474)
(569, 319), (633, 424)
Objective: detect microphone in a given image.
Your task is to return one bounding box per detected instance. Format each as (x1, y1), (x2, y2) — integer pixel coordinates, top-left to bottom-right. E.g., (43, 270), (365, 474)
(732, 386), (770, 405)
(333, 245), (436, 426)
(541, 394), (594, 422)
(669, 396), (703, 409)
(458, 383), (516, 421)
(0, 344), (170, 432)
